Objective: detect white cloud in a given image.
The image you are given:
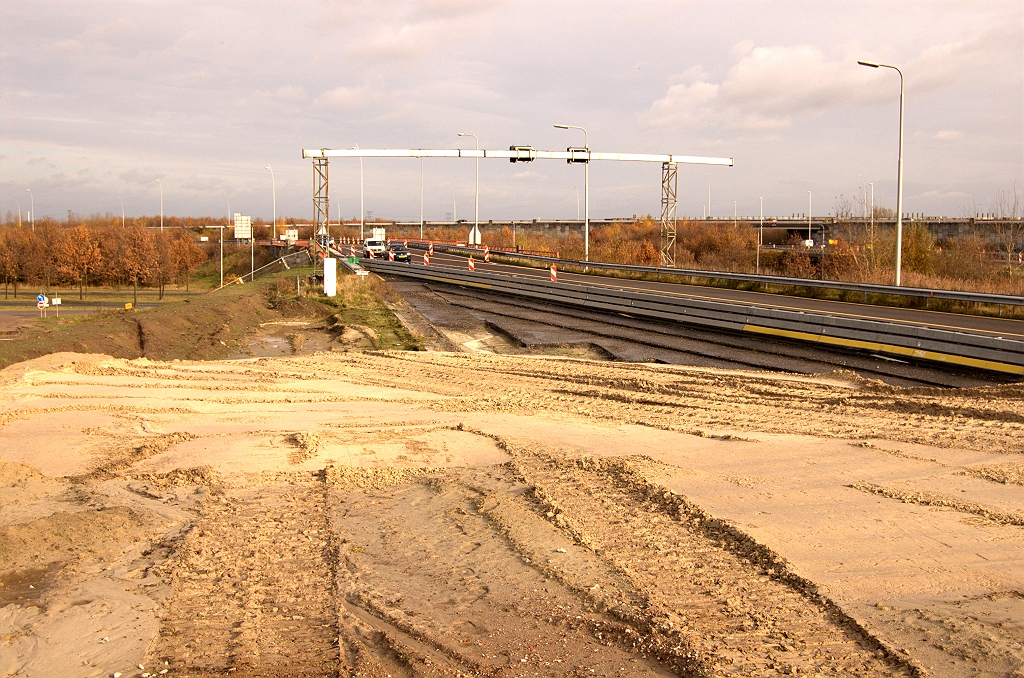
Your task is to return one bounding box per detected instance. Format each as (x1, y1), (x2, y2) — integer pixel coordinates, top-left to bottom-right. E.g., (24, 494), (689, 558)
(312, 85), (381, 111)
(643, 28), (1014, 134)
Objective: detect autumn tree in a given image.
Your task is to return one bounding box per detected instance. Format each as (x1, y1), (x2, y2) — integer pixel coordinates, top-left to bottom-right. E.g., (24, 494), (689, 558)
(55, 224), (102, 299)
(0, 230), (17, 298)
(172, 230), (206, 291)
(117, 225), (158, 307)
(153, 232), (178, 300)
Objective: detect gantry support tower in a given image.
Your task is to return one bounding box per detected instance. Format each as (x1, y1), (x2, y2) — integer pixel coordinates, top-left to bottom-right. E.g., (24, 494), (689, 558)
(660, 162), (678, 267)
(312, 157), (329, 271)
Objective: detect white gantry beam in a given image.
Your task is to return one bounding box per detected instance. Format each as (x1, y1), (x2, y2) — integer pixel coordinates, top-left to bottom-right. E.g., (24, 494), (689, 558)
(301, 147), (734, 167)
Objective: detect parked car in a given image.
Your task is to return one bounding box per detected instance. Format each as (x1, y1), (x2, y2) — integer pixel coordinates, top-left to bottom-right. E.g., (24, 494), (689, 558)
(363, 238), (386, 257)
(386, 243), (412, 262)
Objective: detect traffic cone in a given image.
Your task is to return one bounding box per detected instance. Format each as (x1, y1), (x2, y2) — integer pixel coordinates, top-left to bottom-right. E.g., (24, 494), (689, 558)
(468, 256), (475, 272)
(550, 264), (557, 282)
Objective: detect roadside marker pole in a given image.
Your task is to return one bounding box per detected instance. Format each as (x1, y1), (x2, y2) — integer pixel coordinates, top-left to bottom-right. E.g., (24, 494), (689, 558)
(423, 252), (430, 266)
(550, 264), (557, 282)
(428, 243), (434, 256)
(468, 256), (475, 272)
(483, 245), (490, 262)
(389, 249), (395, 261)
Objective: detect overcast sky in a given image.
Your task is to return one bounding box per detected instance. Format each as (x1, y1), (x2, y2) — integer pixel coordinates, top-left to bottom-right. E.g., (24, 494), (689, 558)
(2, 1), (1022, 223)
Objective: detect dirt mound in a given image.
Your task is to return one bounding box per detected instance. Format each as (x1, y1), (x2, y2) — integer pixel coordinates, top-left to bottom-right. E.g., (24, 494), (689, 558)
(0, 282), (331, 369)
(0, 460), (47, 487)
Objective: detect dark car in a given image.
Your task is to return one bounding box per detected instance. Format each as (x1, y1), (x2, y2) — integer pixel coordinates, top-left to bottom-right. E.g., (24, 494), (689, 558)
(386, 243), (412, 262)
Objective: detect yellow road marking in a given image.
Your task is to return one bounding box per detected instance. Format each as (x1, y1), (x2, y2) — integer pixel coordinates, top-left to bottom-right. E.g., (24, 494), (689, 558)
(744, 324), (1024, 375)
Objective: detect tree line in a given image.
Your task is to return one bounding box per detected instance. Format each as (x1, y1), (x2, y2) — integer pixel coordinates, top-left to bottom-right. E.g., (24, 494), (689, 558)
(0, 221), (206, 306)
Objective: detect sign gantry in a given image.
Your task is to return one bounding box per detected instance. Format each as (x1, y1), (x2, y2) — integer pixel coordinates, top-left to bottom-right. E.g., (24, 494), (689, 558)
(301, 146), (733, 267)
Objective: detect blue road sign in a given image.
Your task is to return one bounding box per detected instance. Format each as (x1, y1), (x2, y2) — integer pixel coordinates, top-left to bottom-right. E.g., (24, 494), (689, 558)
(36, 293), (45, 303)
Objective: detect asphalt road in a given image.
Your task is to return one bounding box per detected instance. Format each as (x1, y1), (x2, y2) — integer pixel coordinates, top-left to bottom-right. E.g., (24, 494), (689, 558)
(378, 250), (1024, 340)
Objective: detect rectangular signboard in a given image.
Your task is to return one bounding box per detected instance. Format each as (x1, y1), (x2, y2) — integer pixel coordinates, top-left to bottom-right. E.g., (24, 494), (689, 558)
(234, 213), (252, 239)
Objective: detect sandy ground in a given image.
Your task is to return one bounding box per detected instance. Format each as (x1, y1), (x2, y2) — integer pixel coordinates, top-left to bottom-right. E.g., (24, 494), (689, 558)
(1, 350), (1023, 677)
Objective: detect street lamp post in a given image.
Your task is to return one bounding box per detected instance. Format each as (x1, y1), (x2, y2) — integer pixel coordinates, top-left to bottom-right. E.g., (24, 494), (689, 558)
(758, 196), (763, 274)
(26, 189), (33, 231)
(119, 197), (125, 229)
(16, 200), (21, 228)
(153, 180), (163, 231)
(808, 191), (812, 242)
(869, 182), (875, 269)
(419, 156), (424, 239)
(223, 194), (230, 288)
(450, 186), (457, 223)
(353, 145), (364, 241)
(733, 200), (737, 227)
(554, 124), (589, 260)
(457, 133), (480, 245)
(858, 59), (905, 285)
(704, 172), (710, 219)
(266, 165), (276, 239)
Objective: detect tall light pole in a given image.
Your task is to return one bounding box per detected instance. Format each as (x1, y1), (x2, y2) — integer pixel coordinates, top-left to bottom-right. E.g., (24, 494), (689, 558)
(266, 165), (276, 239)
(573, 182), (580, 221)
(457, 132), (480, 245)
(26, 189), (33, 231)
(419, 156), (424, 239)
(118, 197), (125, 229)
(16, 200), (21, 228)
(154, 179), (163, 230)
(808, 190), (812, 242)
(703, 172), (710, 218)
(353, 144), (364, 240)
(733, 200), (737, 227)
(859, 59), (905, 285)
(223, 194), (229, 288)
(450, 186), (457, 223)
(859, 173), (866, 218)
(869, 182), (875, 269)
(758, 196), (763, 274)
(554, 124), (589, 260)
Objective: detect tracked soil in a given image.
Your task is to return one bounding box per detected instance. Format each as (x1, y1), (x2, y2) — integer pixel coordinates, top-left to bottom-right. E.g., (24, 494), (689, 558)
(2, 350), (1023, 676)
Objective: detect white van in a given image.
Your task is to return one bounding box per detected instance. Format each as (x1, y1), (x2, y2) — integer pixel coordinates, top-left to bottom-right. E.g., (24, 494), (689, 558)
(363, 238), (387, 257)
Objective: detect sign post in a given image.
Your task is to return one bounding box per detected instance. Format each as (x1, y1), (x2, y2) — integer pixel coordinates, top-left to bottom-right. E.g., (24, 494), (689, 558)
(52, 297), (61, 318)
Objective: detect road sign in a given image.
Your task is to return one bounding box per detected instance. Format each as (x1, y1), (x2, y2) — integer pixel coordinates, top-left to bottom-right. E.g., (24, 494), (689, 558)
(36, 293), (45, 303)
(233, 213), (252, 239)
(37, 300), (45, 309)
(52, 298), (61, 305)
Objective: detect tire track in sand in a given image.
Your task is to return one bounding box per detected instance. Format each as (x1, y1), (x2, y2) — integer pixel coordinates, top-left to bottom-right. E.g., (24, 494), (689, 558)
(509, 446), (920, 677)
(147, 472), (339, 676)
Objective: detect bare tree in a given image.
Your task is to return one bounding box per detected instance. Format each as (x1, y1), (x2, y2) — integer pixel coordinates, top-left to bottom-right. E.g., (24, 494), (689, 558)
(993, 187), (1023, 270)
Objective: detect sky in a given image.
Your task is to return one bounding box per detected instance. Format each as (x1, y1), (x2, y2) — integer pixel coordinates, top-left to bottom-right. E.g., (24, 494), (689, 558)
(1, 0), (1022, 223)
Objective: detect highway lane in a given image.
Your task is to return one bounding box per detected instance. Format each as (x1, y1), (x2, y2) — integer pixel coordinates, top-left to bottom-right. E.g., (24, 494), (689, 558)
(380, 250), (1024, 340)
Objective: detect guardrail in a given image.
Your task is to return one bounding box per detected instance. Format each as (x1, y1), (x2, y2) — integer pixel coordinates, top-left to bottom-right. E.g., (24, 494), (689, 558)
(403, 240), (1024, 308)
(361, 257), (1024, 376)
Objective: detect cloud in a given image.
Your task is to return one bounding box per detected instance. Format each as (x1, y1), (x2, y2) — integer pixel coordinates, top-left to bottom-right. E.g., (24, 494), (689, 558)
(312, 85), (381, 111)
(643, 28), (1014, 134)
(934, 130), (963, 141)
